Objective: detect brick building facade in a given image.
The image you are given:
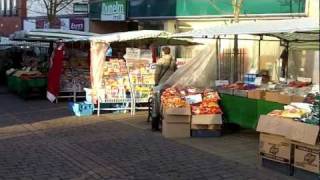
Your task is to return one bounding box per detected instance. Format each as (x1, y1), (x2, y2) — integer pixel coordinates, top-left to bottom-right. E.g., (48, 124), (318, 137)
(0, 0), (26, 37)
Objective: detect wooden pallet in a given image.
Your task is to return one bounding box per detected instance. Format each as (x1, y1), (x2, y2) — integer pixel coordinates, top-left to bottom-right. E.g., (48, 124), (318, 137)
(191, 124), (221, 130)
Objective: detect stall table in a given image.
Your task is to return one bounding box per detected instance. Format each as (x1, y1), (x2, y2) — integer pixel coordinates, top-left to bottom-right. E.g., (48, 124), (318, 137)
(7, 75), (47, 98)
(220, 94), (284, 129)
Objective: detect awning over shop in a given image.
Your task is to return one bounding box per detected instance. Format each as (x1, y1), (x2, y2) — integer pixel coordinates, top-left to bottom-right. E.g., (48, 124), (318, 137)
(173, 18), (320, 42)
(10, 29), (98, 42)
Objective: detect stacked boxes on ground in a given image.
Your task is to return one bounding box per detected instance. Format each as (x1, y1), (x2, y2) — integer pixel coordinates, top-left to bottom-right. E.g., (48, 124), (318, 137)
(257, 115), (320, 178)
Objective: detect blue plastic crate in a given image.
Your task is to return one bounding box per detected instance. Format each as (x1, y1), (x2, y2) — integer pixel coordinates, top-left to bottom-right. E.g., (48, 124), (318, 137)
(191, 129), (222, 137)
(72, 102), (94, 117)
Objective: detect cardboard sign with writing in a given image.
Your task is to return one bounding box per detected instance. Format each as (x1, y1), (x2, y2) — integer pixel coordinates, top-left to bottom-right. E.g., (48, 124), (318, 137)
(215, 80), (229, 87)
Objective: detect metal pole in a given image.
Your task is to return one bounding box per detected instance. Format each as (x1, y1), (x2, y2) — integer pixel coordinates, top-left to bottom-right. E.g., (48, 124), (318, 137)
(258, 37), (261, 72)
(233, 34), (239, 82)
(216, 37), (220, 80)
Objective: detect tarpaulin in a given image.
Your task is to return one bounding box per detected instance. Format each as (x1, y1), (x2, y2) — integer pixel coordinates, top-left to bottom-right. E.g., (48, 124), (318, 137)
(90, 41), (108, 103)
(47, 45), (64, 102)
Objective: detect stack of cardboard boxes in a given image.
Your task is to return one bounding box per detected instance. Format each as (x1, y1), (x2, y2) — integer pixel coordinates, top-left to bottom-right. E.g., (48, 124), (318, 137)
(257, 115), (320, 178)
(162, 105), (192, 138)
(162, 106), (223, 138)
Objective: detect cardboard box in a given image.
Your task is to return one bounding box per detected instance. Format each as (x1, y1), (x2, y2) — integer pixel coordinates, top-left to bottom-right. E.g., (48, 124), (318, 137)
(164, 114), (191, 124)
(257, 115), (320, 146)
(257, 115), (293, 137)
(191, 124), (221, 130)
(259, 133), (292, 164)
(291, 95), (305, 103)
(217, 88), (234, 95)
(233, 89), (248, 97)
(264, 91), (291, 104)
(293, 142), (320, 174)
(191, 129), (222, 137)
(162, 115), (191, 138)
(164, 105), (191, 116)
(248, 90), (265, 100)
(191, 114), (222, 125)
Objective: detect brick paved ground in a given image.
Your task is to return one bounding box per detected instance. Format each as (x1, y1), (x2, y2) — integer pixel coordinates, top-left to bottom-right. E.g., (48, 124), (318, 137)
(0, 88), (296, 180)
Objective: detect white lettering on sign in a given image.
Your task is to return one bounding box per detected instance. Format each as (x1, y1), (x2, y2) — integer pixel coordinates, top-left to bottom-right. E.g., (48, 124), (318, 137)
(105, 2), (124, 15)
(71, 23), (83, 30)
(101, 1), (125, 21)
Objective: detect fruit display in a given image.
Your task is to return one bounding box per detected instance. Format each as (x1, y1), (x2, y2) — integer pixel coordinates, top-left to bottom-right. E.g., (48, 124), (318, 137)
(267, 94), (319, 125)
(191, 90), (222, 115)
(218, 82), (257, 90)
(161, 87), (222, 114)
(268, 108), (307, 119)
(161, 88), (188, 108)
(288, 81), (312, 88)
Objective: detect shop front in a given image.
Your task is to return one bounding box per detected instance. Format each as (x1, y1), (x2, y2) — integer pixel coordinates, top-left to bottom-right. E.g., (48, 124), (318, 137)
(89, 0), (134, 34)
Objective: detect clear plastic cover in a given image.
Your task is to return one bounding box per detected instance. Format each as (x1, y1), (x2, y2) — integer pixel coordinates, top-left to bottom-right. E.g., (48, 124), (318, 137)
(163, 41), (217, 89)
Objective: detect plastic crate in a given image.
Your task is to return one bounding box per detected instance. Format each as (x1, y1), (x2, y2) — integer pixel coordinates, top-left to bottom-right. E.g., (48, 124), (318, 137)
(261, 158), (293, 176)
(191, 129), (222, 137)
(71, 102), (94, 117)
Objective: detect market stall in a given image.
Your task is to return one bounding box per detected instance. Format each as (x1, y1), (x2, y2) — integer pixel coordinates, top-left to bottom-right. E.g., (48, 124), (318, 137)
(67, 30), (198, 115)
(3, 43), (49, 98)
(172, 17), (320, 129)
(7, 30), (96, 100)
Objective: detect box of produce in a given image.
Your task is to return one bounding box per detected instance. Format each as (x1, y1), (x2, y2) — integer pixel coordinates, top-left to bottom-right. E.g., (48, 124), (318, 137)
(265, 91), (291, 104)
(248, 89), (265, 100)
(233, 89), (248, 97)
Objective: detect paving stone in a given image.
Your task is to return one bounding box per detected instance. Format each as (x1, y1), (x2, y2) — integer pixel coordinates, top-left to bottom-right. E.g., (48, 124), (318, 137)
(0, 90), (296, 180)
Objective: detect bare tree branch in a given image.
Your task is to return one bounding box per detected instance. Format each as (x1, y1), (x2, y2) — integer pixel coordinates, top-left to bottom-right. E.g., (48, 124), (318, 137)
(56, 0), (74, 13)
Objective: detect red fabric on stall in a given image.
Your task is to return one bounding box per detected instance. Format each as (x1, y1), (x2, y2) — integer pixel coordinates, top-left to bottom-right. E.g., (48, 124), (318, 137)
(47, 45), (64, 102)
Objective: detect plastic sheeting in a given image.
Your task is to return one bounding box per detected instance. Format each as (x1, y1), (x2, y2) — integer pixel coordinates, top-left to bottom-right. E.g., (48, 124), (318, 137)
(90, 41), (108, 103)
(163, 41), (217, 89)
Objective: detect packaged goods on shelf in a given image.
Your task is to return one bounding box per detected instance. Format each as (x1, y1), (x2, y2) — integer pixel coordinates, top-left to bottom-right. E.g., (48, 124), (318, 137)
(60, 54), (90, 92)
(101, 59), (131, 100)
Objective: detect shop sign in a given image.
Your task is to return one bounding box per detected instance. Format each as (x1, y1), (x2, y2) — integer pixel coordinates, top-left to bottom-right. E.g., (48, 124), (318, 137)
(70, 19), (85, 31)
(36, 19), (62, 29)
(129, 0), (306, 19)
(101, 0), (126, 21)
(73, 3), (89, 14)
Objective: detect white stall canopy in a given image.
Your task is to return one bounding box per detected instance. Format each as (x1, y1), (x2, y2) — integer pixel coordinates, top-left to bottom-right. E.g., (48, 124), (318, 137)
(70, 30), (199, 46)
(174, 18), (320, 43)
(10, 29), (97, 42)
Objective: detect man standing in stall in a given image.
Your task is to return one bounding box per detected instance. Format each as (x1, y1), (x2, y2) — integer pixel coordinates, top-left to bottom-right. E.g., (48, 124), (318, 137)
(152, 47), (177, 131)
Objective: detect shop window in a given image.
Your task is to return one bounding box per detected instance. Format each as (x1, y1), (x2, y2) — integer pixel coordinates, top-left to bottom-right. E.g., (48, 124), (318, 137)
(0, 0), (5, 16)
(0, 0), (17, 16)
